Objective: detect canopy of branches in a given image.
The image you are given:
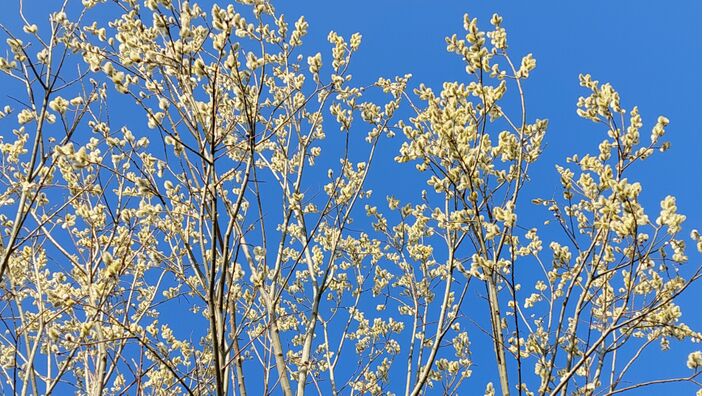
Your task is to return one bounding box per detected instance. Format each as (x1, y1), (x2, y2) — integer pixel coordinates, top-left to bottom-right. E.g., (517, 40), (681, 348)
(0, 1), (700, 395)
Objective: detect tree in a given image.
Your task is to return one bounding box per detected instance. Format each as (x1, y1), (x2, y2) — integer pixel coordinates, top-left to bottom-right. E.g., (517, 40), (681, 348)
(0, 1), (699, 395)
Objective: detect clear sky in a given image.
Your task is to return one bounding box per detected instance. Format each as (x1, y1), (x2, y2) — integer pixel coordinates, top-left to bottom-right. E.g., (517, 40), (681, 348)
(0, 1), (700, 394)
(275, 0), (703, 393)
(274, 0), (702, 225)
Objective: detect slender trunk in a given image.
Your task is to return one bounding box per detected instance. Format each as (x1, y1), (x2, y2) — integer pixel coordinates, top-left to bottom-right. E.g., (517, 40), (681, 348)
(295, 290), (321, 396)
(232, 331), (247, 396)
(269, 313), (293, 396)
(487, 277), (510, 396)
(409, 254), (454, 396)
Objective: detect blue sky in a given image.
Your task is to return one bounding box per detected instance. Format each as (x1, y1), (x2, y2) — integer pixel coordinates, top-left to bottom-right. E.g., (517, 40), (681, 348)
(275, 0), (703, 393)
(0, 0), (700, 394)
(275, 0), (702, 221)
